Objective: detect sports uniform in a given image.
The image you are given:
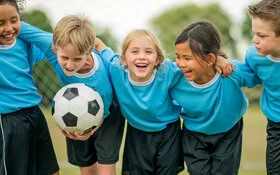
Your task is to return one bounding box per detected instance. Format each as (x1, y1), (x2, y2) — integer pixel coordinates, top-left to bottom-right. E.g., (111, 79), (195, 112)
(100, 47), (184, 174)
(245, 45), (280, 174)
(170, 59), (261, 175)
(0, 38), (59, 174)
(19, 22), (125, 167)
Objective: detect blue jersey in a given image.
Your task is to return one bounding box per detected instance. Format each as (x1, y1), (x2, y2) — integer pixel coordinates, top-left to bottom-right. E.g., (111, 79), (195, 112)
(245, 45), (280, 122)
(19, 22), (113, 118)
(0, 38), (46, 114)
(100, 47), (183, 132)
(170, 59), (261, 134)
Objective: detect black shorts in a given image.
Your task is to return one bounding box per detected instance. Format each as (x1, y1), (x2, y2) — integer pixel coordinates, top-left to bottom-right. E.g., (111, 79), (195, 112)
(66, 98), (125, 166)
(0, 106), (59, 175)
(266, 119), (280, 175)
(182, 118), (243, 175)
(122, 119), (184, 175)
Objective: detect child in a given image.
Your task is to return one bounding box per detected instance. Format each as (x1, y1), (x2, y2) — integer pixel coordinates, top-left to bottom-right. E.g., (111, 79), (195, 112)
(94, 29), (232, 174)
(95, 30), (184, 174)
(19, 15), (125, 175)
(170, 21), (261, 175)
(0, 0), (59, 175)
(246, 0), (280, 174)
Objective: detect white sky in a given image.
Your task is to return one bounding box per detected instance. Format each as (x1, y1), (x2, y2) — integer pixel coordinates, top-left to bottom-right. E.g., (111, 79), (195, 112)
(25, 0), (254, 40)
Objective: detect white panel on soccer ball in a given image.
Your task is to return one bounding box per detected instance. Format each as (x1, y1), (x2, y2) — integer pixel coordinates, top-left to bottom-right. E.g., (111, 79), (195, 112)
(53, 113), (67, 130)
(79, 86), (103, 107)
(54, 97), (70, 116)
(77, 113), (95, 130)
(68, 97), (88, 116)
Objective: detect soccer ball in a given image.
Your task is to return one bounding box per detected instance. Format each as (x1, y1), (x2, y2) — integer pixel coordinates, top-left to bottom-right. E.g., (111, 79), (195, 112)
(52, 83), (104, 135)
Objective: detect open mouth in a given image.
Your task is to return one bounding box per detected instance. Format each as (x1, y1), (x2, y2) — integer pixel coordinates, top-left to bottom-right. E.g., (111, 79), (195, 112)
(135, 63), (148, 71)
(1, 33), (15, 42)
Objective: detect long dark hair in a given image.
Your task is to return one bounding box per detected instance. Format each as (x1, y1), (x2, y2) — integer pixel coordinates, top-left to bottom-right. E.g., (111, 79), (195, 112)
(175, 20), (227, 62)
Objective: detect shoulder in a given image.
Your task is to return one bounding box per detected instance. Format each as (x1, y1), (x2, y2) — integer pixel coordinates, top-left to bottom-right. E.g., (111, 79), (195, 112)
(245, 45), (267, 64)
(246, 45), (258, 56)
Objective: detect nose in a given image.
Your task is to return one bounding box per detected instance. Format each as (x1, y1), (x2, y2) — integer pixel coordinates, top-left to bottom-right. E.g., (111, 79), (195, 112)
(4, 22), (13, 32)
(65, 60), (75, 70)
(252, 34), (259, 45)
(138, 52), (146, 59)
(176, 59), (186, 68)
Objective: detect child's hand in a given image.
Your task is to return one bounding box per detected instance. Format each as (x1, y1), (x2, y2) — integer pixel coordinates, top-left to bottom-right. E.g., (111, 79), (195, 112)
(215, 56), (234, 77)
(95, 38), (106, 52)
(62, 130), (94, 141)
(62, 119), (103, 141)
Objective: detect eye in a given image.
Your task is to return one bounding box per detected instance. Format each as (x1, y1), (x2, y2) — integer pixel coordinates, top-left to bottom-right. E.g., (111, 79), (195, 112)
(73, 58), (83, 62)
(60, 56), (69, 60)
(11, 17), (18, 23)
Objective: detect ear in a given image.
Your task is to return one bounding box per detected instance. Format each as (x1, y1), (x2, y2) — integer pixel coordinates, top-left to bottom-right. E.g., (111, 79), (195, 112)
(121, 55), (127, 66)
(155, 59), (161, 67)
(51, 44), (57, 53)
(207, 53), (217, 66)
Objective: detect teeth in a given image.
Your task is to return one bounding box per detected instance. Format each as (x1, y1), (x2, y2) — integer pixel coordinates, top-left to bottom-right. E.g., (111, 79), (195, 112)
(136, 63), (147, 66)
(4, 34), (13, 38)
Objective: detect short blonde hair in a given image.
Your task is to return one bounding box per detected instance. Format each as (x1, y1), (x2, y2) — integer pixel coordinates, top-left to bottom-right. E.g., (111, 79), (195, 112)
(121, 29), (165, 65)
(53, 15), (96, 54)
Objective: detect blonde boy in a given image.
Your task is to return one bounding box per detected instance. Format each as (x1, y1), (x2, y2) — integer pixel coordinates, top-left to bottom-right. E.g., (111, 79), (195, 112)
(19, 15), (124, 175)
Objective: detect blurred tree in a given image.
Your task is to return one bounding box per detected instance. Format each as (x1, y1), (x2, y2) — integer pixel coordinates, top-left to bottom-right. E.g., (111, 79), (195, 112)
(150, 3), (237, 60)
(96, 26), (119, 52)
(241, 8), (253, 44)
(22, 9), (53, 32)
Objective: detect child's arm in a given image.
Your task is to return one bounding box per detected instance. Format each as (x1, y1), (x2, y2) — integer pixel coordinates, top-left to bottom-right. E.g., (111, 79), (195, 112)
(94, 38), (120, 63)
(94, 38), (107, 52)
(215, 56), (234, 77)
(19, 21), (58, 67)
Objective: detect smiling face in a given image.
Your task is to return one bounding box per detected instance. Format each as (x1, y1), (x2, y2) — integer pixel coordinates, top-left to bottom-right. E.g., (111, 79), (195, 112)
(252, 17), (280, 58)
(0, 3), (20, 45)
(176, 41), (216, 84)
(53, 44), (89, 76)
(121, 35), (160, 82)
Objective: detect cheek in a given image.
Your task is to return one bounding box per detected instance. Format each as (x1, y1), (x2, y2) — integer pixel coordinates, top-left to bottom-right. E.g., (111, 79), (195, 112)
(57, 58), (64, 65)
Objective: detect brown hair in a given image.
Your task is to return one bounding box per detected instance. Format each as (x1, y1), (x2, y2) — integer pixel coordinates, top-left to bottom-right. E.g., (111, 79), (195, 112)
(248, 0), (280, 36)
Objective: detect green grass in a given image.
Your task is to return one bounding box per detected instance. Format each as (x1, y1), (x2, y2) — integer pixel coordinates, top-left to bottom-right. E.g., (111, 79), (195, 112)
(44, 104), (267, 175)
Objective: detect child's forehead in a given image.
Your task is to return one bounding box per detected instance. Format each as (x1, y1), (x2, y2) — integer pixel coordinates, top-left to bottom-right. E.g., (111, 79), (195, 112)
(128, 36), (155, 47)
(0, 4), (19, 19)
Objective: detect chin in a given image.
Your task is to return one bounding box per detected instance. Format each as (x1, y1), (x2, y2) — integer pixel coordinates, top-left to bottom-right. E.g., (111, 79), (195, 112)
(1, 38), (16, 45)
(63, 71), (75, 76)
(257, 52), (267, 57)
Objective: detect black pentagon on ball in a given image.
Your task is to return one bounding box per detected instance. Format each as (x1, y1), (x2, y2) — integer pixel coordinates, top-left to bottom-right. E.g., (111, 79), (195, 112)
(63, 87), (79, 100)
(88, 99), (100, 116)
(62, 112), (78, 127)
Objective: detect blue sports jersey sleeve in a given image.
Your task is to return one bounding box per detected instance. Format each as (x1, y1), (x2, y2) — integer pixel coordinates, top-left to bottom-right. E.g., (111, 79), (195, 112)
(19, 21), (58, 68)
(229, 59), (261, 88)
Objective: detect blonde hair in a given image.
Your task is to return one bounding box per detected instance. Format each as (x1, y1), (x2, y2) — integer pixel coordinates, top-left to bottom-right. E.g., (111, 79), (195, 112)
(53, 15), (96, 54)
(121, 29), (165, 65)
